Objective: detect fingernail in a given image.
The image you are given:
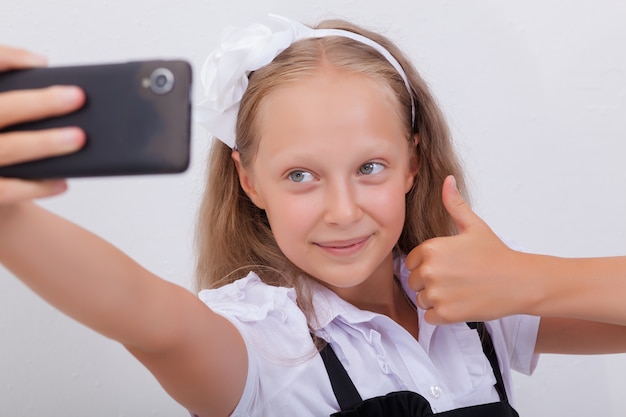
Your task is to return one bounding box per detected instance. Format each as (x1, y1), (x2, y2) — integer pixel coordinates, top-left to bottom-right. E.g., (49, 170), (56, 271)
(60, 86), (84, 105)
(449, 175), (458, 192)
(49, 180), (68, 193)
(57, 127), (85, 150)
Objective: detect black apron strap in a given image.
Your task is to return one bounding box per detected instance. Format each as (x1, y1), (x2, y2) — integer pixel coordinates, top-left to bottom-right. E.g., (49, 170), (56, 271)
(320, 342), (364, 411)
(466, 322), (509, 403)
(318, 323), (512, 415)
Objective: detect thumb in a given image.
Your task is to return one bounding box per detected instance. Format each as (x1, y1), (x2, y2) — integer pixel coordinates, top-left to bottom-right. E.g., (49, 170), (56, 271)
(441, 175), (480, 233)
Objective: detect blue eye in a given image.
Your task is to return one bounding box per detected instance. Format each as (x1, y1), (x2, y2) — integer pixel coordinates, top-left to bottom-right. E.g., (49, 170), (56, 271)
(359, 162), (384, 175)
(288, 170), (314, 183)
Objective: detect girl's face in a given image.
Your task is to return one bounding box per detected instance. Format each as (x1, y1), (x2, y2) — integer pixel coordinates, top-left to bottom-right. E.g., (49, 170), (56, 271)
(234, 67), (416, 293)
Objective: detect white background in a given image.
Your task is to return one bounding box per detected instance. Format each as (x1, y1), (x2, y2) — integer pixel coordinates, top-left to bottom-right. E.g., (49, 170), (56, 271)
(1, 0), (626, 415)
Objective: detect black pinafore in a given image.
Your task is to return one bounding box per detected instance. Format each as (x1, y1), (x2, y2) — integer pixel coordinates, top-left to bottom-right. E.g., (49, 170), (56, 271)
(319, 322), (519, 417)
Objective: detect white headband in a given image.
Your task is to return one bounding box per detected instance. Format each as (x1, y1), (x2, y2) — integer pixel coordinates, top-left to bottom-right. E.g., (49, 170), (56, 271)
(195, 14), (415, 149)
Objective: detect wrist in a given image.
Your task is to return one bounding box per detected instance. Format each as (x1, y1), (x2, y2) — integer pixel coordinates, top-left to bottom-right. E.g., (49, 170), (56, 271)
(514, 252), (579, 317)
(500, 250), (553, 317)
(0, 202), (35, 243)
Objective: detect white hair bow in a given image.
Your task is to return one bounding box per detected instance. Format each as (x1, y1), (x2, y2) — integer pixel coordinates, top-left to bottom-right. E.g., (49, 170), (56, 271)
(195, 14), (412, 149)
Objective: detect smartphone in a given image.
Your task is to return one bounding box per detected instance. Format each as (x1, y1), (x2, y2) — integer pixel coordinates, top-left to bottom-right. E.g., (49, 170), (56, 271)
(0, 60), (192, 179)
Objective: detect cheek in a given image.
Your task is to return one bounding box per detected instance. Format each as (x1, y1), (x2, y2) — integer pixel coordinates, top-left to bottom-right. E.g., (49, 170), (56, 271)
(264, 194), (318, 244)
(264, 197), (319, 271)
(367, 184), (407, 230)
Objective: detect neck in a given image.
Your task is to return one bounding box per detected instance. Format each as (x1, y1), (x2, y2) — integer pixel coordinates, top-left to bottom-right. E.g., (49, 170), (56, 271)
(327, 256), (418, 339)
(329, 254), (396, 313)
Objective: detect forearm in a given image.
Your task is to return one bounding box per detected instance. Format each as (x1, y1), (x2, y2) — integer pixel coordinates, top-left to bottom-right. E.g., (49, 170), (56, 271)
(0, 202), (250, 412)
(0, 202), (184, 348)
(516, 252), (626, 325)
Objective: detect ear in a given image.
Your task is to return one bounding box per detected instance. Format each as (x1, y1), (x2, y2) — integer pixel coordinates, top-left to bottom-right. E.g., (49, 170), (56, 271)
(405, 134), (420, 193)
(231, 151), (266, 209)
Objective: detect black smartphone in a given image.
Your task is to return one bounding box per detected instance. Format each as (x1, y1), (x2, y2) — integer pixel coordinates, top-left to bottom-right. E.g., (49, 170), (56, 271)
(0, 60), (192, 179)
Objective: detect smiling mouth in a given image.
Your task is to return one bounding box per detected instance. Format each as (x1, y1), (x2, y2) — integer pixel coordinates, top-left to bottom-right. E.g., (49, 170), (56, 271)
(314, 235), (372, 254)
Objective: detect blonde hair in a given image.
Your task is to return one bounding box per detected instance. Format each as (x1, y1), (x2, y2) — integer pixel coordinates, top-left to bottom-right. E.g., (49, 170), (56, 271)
(195, 18), (466, 321)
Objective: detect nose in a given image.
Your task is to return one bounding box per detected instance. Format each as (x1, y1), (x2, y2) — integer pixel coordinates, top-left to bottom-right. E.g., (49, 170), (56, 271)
(323, 179), (363, 226)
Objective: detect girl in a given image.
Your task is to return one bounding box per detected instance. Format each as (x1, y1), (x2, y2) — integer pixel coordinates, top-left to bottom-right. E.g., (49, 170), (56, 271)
(2, 14), (626, 417)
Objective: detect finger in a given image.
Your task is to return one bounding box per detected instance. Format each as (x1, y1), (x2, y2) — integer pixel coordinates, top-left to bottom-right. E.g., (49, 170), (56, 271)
(404, 244), (422, 270)
(441, 175), (481, 233)
(0, 45), (48, 71)
(0, 127), (85, 165)
(423, 309), (445, 325)
(0, 178), (67, 204)
(415, 290), (430, 310)
(405, 236), (440, 271)
(0, 86), (85, 129)
(406, 257), (427, 295)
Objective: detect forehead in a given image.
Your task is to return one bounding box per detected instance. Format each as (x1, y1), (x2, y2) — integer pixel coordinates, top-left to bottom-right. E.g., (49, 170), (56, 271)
(254, 67), (408, 161)
(258, 66), (404, 135)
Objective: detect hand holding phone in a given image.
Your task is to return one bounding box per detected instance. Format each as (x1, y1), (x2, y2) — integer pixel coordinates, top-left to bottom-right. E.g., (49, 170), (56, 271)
(0, 58), (192, 179)
(0, 45), (87, 204)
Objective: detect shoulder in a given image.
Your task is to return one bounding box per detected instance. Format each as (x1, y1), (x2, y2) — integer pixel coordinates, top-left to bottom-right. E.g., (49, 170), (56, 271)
(199, 273), (327, 415)
(199, 272), (297, 321)
(198, 272), (313, 357)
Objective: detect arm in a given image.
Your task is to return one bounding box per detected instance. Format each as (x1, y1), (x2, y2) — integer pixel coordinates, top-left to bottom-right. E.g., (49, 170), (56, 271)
(510, 254), (626, 325)
(0, 203), (247, 416)
(406, 175), (626, 326)
(0, 45), (247, 417)
(536, 317), (626, 354)
(406, 176), (626, 355)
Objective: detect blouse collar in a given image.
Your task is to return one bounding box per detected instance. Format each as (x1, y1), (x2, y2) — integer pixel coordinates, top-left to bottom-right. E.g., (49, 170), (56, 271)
(308, 254), (438, 353)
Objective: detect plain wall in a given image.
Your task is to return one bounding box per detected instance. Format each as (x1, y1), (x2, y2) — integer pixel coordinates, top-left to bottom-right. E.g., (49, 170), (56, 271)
(1, 0), (625, 415)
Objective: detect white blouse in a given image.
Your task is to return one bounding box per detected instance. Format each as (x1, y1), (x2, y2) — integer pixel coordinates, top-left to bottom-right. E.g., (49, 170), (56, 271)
(198, 256), (540, 417)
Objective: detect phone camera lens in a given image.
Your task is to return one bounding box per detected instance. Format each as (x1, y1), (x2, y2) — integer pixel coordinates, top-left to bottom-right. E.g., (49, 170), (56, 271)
(150, 68), (175, 94)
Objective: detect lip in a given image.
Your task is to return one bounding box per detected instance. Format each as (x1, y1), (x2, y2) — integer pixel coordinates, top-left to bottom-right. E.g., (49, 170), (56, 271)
(314, 235), (372, 257)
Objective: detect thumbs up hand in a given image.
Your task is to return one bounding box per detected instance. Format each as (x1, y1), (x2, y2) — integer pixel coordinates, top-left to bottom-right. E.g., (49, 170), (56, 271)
(406, 175), (528, 324)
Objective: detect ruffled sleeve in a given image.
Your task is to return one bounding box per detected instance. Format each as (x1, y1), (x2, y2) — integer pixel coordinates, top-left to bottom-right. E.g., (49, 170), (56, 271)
(198, 272), (318, 416)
